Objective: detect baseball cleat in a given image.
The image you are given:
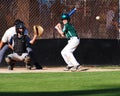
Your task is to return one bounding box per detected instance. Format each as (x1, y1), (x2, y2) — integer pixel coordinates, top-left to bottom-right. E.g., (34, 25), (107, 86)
(34, 62), (43, 69)
(70, 65), (80, 72)
(64, 66), (73, 71)
(8, 63), (14, 70)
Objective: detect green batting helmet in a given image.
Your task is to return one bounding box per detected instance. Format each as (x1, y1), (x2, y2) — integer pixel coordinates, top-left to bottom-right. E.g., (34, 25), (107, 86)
(61, 13), (70, 21)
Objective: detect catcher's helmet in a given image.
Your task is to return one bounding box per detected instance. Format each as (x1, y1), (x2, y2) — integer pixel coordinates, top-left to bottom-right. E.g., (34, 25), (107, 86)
(14, 19), (24, 26)
(16, 22), (25, 35)
(16, 22), (25, 29)
(61, 13), (70, 21)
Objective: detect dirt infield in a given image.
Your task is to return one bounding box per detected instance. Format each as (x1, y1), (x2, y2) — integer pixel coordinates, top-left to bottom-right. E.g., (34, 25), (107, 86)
(0, 66), (120, 73)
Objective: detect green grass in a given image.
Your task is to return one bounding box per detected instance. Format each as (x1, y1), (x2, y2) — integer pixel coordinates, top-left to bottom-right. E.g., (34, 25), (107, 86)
(0, 71), (120, 96)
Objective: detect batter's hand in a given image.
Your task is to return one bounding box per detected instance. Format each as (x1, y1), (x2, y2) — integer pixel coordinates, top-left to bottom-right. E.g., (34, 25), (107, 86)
(55, 23), (65, 37)
(55, 23), (62, 30)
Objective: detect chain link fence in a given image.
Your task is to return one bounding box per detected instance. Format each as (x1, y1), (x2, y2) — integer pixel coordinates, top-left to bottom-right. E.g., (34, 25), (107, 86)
(0, 0), (119, 39)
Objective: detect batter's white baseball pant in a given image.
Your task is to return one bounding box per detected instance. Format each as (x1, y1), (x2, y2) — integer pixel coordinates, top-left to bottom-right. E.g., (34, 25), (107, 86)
(61, 37), (80, 67)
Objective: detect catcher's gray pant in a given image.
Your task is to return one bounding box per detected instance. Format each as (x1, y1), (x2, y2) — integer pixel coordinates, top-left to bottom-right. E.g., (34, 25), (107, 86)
(61, 37), (80, 67)
(0, 44), (32, 64)
(5, 53), (31, 70)
(7, 53), (29, 61)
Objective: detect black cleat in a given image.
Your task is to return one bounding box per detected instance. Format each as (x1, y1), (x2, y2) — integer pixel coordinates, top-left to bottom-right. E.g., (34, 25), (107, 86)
(34, 63), (42, 69)
(8, 64), (14, 70)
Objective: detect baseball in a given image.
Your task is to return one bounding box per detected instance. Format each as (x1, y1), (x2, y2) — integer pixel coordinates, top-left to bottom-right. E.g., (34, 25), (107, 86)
(96, 16), (100, 20)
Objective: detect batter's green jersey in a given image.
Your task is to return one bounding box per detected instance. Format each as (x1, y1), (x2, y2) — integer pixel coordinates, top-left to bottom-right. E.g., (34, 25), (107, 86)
(62, 23), (78, 39)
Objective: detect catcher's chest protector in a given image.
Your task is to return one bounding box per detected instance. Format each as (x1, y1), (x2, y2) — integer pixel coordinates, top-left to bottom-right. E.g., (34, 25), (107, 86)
(13, 35), (27, 54)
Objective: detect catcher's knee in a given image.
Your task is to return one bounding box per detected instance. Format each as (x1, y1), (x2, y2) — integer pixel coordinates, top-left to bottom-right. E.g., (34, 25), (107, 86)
(24, 55), (31, 64)
(5, 56), (12, 64)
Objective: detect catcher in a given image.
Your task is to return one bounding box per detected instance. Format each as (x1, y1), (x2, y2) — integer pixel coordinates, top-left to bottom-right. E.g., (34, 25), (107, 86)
(5, 23), (43, 70)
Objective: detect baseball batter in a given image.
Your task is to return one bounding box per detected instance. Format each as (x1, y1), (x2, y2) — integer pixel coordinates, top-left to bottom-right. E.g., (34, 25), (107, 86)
(55, 13), (80, 71)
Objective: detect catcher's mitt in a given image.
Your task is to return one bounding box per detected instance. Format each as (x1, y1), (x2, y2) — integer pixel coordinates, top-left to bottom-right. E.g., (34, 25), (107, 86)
(33, 25), (44, 36)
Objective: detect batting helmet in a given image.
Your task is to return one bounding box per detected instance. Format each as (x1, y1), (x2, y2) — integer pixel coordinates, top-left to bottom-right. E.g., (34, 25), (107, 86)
(61, 13), (70, 21)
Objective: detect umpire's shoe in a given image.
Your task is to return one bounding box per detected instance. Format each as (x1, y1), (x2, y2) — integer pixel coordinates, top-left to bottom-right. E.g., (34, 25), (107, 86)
(34, 62), (42, 69)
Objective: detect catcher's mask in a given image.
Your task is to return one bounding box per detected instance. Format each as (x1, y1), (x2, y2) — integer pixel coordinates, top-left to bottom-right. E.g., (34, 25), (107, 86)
(61, 13), (70, 22)
(16, 22), (25, 35)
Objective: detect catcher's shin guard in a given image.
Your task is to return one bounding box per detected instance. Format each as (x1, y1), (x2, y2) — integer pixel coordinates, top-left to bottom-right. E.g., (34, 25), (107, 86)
(5, 56), (14, 70)
(24, 55), (31, 64)
(5, 56), (12, 64)
(24, 55), (32, 70)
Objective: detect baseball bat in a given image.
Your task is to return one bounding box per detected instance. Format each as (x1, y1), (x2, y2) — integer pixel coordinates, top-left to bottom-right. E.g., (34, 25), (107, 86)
(68, 7), (77, 16)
